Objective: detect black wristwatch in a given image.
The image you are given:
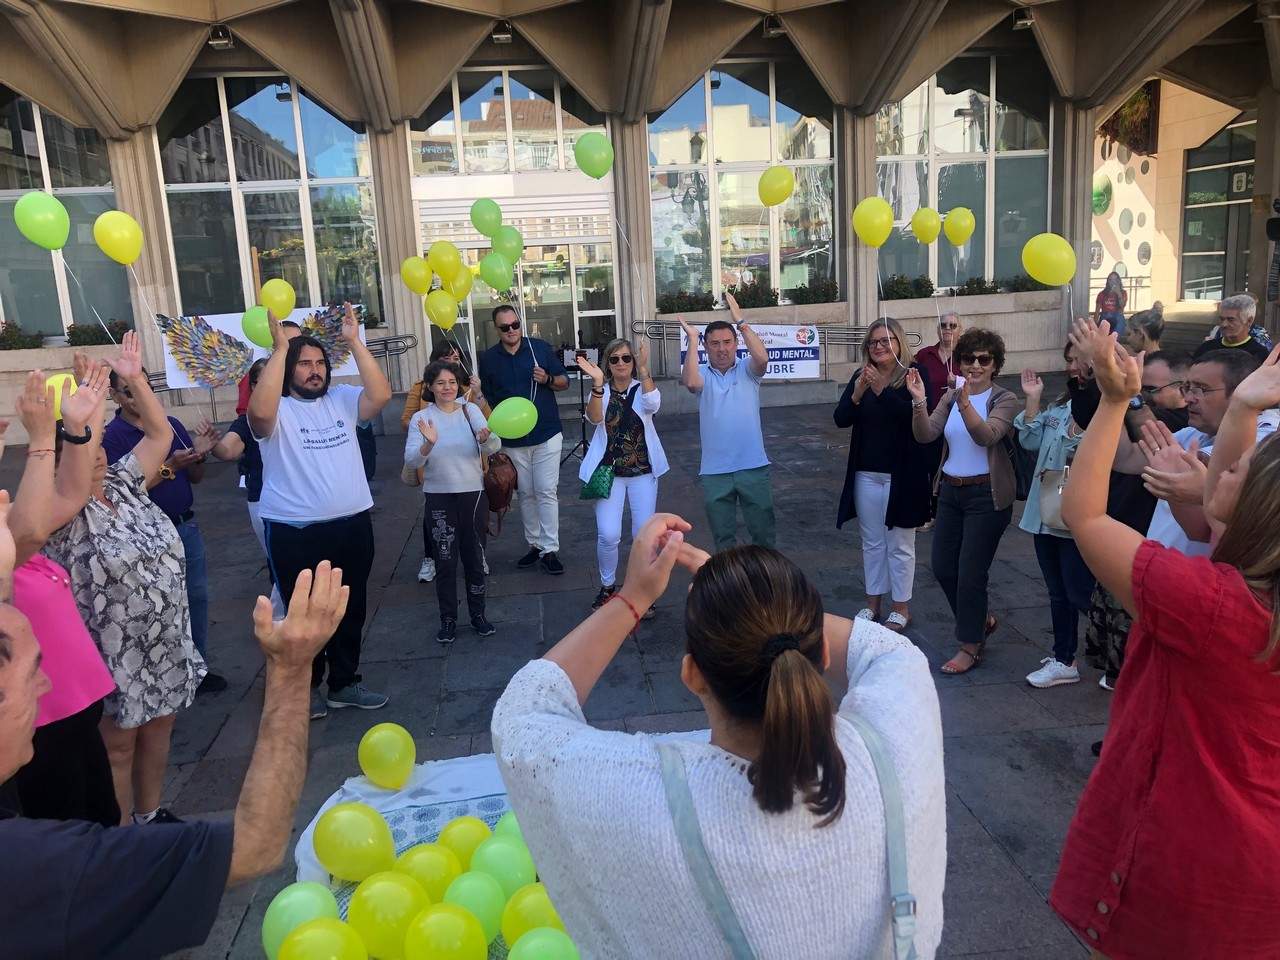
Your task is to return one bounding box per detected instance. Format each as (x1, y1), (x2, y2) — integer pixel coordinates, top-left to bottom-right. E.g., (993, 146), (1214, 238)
(1128, 395), (1145, 410)
(60, 424), (92, 445)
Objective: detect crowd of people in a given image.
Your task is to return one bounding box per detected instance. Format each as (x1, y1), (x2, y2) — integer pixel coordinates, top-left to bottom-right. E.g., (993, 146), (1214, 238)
(0, 286), (1278, 959)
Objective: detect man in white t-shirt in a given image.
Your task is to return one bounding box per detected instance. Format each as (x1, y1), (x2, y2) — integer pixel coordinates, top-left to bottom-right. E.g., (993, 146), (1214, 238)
(249, 303), (392, 719)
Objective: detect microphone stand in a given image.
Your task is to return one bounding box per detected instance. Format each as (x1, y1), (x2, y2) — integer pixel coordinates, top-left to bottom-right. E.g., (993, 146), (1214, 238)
(560, 363), (589, 464)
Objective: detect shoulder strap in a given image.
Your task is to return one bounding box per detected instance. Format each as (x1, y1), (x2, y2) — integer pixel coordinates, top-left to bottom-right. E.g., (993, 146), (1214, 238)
(844, 714), (918, 960)
(656, 744), (756, 960)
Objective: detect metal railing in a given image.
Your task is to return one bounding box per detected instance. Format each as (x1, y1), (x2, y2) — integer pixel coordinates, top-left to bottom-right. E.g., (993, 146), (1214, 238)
(365, 333), (420, 390)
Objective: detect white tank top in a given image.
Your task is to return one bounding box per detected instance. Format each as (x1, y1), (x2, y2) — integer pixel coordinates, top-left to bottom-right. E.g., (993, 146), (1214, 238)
(941, 387), (993, 478)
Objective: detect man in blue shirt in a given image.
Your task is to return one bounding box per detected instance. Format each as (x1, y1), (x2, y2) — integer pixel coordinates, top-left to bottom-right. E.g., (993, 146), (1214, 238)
(479, 304), (570, 574)
(678, 292), (775, 551)
(103, 370), (225, 695)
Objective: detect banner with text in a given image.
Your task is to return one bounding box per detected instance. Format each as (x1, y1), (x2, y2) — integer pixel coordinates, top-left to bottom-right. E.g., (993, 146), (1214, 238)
(680, 324), (821, 380)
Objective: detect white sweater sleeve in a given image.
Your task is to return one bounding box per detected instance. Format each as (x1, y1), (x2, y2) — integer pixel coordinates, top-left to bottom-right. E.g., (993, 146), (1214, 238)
(404, 409), (428, 467)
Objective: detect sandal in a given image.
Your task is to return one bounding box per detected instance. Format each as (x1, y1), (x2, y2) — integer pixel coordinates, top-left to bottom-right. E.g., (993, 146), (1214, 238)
(941, 643), (984, 675)
(856, 608), (877, 621)
(985, 614), (999, 637)
(884, 612), (912, 632)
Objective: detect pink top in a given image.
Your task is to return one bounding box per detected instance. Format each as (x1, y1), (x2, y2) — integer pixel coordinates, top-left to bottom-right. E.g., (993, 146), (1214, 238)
(14, 556), (115, 727)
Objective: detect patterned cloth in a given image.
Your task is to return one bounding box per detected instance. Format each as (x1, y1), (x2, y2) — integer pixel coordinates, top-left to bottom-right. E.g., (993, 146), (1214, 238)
(603, 385), (651, 477)
(43, 454), (204, 729)
(1085, 581), (1132, 681)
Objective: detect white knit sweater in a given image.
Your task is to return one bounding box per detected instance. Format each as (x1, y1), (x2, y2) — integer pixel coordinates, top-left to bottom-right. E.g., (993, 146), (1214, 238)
(491, 622), (946, 959)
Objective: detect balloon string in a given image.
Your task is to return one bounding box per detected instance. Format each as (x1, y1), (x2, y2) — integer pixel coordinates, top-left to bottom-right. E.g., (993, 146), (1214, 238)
(606, 188), (649, 346)
(126, 263), (209, 423)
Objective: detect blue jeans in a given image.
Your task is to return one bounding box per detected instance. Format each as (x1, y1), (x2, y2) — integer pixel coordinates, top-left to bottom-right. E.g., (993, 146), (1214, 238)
(1032, 534), (1095, 664)
(931, 481), (1012, 648)
(1100, 310), (1125, 338)
(176, 519), (209, 659)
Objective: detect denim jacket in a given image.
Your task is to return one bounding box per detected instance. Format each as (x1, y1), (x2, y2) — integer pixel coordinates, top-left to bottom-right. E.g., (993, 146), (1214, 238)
(1015, 401), (1081, 537)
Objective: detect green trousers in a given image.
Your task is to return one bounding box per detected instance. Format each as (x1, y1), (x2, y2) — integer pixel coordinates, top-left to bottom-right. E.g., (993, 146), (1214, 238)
(701, 466), (776, 552)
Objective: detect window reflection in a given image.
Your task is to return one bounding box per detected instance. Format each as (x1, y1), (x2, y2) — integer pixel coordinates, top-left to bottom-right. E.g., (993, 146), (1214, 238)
(167, 190), (243, 316)
(877, 84), (927, 156)
(0, 198), (62, 335)
(225, 77), (301, 182)
(652, 170), (713, 296)
(779, 166), (833, 296)
(933, 59), (989, 154)
(559, 78), (605, 173)
(938, 162), (986, 286)
(410, 87), (458, 174)
(774, 68), (832, 160)
(42, 115), (111, 188)
(877, 160), (929, 279)
(711, 64), (771, 163)
(245, 190), (308, 297)
(718, 170), (770, 289)
(508, 69), (559, 171)
(311, 184), (381, 322)
(301, 91), (367, 178)
(62, 193), (134, 327)
(648, 81), (707, 165)
(994, 55), (1049, 151)
(459, 73), (508, 174)
(158, 79), (231, 184)
(993, 156), (1047, 278)
(0, 90), (45, 190)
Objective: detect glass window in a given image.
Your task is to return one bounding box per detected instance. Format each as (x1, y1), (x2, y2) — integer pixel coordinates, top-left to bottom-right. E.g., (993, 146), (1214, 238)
(1184, 167), (1230, 205)
(42, 114), (111, 188)
(718, 169), (770, 289)
(225, 77), (302, 182)
(994, 55), (1050, 151)
(938, 161), (986, 287)
(1182, 205), (1228, 253)
(166, 190), (243, 316)
(1181, 255), (1224, 300)
(410, 86), (458, 175)
(711, 63), (771, 163)
(876, 160), (929, 280)
(1229, 124), (1256, 163)
(300, 91), (367, 179)
(61, 193), (134, 329)
(877, 82), (927, 156)
(993, 156), (1048, 279)
(0, 89), (44, 190)
(310, 183), (381, 321)
(575, 243), (613, 313)
(648, 80), (706, 165)
(245, 190), (308, 297)
(933, 59), (989, 154)
(458, 72), (508, 174)
(158, 79), (231, 184)
(0, 197), (61, 335)
(508, 69), (560, 171)
(774, 64), (833, 161)
(779, 165), (834, 297)
(1187, 130), (1230, 169)
(652, 170), (713, 296)
(552, 77), (604, 173)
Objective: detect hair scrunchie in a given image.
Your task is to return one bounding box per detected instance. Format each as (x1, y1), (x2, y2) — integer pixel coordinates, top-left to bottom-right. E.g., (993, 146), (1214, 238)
(763, 633), (800, 666)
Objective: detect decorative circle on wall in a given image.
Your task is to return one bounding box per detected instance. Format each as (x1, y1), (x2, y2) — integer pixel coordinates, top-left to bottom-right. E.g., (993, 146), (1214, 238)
(1137, 212), (1147, 228)
(1090, 241), (1103, 270)
(1124, 239), (1131, 250)
(1118, 146), (1132, 164)
(1125, 167), (1135, 184)
(1093, 174), (1113, 216)
(1138, 242), (1152, 265)
(1119, 209), (1134, 234)
(1101, 141), (1112, 161)
(1117, 174), (1124, 184)
(1141, 160), (1150, 175)
(1113, 262), (1128, 278)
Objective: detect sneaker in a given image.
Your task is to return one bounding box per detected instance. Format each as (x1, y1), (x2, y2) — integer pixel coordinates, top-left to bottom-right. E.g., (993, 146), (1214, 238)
(417, 557), (436, 583)
(917, 519), (936, 533)
(540, 551), (564, 575)
(471, 615), (496, 637)
(1098, 674), (1115, 691)
(517, 547), (542, 568)
(592, 584), (617, 609)
(1026, 657), (1080, 688)
(135, 806), (183, 825)
(326, 682), (389, 710)
(196, 672), (228, 695)
(310, 688), (328, 719)
(436, 619), (457, 644)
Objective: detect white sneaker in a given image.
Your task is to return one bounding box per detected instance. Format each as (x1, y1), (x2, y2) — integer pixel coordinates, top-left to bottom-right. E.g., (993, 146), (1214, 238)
(417, 557), (436, 583)
(1026, 657), (1080, 688)
(1099, 674), (1115, 691)
(482, 551), (489, 576)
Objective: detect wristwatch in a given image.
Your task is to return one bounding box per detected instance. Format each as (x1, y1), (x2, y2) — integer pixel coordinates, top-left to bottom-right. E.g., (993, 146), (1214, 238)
(59, 424), (92, 445)
(159, 464), (177, 480)
(1128, 395), (1145, 410)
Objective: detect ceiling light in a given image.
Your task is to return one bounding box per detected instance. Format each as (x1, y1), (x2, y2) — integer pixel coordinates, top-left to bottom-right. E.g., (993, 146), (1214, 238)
(492, 19), (513, 44)
(1012, 8), (1034, 30)
(207, 24), (234, 50)
(762, 15), (787, 38)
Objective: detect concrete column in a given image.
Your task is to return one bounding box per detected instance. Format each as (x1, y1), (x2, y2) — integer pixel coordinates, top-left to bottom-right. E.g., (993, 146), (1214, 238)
(1052, 100), (1096, 320)
(840, 107), (876, 328)
(106, 129), (177, 365)
(611, 119), (657, 361)
(368, 123), (425, 390)
(1249, 85), (1279, 332)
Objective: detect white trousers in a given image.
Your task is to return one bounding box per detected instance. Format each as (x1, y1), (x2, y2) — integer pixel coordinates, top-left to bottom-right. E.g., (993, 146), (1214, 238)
(594, 473), (659, 587)
(506, 433), (563, 554)
(854, 471), (917, 603)
(246, 499), (287, 618)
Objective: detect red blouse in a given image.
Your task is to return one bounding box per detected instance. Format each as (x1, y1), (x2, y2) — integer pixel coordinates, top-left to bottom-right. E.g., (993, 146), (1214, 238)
(1050, 541), (1280, 959)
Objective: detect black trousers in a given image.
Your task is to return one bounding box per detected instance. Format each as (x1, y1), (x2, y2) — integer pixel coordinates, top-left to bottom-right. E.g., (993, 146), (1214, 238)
(265, 510), (375, 691)
(425, 490), (488, 623)
(13, 699), (120, 827)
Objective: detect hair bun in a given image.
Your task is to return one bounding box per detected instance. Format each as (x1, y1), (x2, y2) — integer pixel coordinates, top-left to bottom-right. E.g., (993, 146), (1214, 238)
(1152, 300), (1164, 316)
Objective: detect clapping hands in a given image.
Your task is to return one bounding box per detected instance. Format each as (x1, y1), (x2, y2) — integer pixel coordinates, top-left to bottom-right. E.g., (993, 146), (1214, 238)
(1020, 367), (1044, 403)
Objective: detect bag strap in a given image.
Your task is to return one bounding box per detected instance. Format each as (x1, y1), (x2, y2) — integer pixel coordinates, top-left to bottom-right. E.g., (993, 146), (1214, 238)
(844, 714), (918, 960)
(656, 744), (756, 960)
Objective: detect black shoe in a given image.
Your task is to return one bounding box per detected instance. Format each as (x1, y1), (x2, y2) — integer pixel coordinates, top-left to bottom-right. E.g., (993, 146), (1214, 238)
(1090, 740), (1103, 757)
(540, 551), (564, 575)
(437, 619), (456, 644)
(471, 615), (496, 637)
(592, 584), (617, 609)
(136, 806), (184, 825)
(517, 547), (542, 568)
(196, 672), (228, 695)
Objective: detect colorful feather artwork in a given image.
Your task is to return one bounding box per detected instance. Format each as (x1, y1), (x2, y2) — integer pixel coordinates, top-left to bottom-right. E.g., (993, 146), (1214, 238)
(301, 304), (358, 368)
(158, 314), (254, 388)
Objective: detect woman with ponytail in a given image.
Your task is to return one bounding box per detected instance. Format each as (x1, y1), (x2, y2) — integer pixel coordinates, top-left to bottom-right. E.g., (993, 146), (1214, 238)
(492, 513), (946, 959)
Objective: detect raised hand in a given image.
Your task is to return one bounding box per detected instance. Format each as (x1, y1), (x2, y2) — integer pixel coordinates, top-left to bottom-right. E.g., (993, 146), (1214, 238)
(905, 368), (926, 403)
(16, 371), (58, 441)
(57, 363), (109, 431)
(1228, 343), (1280, 411)
(253, 561), (349, 668)
(1067, 316), (1107, 369)
(340, 301), (360, 344)
(576, 355), (604, 386)
(724, 291), (743, 325)
(1020, 367), (1044, 402)
(71, 351), (91, 384)
(268, 308), (288, 350)
(417, 417), (438, 446)
(1141, 435), (1207, 505)
(636, 339), (650, 373)
(621, 512), (694, 607)
(110, 330), (144, 381)
(1087, 334), (1141, 403)
(468, 375), (484, 400)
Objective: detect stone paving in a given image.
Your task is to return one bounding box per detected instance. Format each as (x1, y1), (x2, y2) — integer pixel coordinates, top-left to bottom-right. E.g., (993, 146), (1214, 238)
(17, 376), (1109, 959)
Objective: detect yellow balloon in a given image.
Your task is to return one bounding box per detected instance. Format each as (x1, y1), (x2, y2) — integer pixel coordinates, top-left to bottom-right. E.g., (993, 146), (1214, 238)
(261, 278), (297, 319)
(502, 883), (566, 947)
(943, 207), (976, 246)
(313, 802), (395, 882)
(445, 267), (474, 302)
(757, 165), (795, 207)
(403, 904), (487, 960)
(436, 816), (491, 871)
(44, 373), (78, 421)
(347, 872), (429, 960)
(910, 207), (941, 244)
(93, 210), (143, 265)
(396, 843), (462, 903)
(278, 918), (367, 960)
(852, 196), (894, 248)
(401, 256), (433, 296)
(358, 723), (415, 790)
(425, 289), (458, 331)
(427, 241), (463, 282)
(1021, 232), (1077, 287)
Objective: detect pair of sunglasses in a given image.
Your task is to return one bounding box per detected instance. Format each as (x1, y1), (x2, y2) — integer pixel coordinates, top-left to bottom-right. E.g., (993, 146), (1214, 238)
(960, 353), (995, 367)
(609, 354), (633, 365)
(938, 322), (959, 329)
(497, 320), (521, 333)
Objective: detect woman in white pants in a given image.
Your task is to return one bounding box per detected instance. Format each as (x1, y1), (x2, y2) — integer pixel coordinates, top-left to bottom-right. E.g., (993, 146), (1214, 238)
(576, 338), (667, 615)
(833, 318), (935, 631)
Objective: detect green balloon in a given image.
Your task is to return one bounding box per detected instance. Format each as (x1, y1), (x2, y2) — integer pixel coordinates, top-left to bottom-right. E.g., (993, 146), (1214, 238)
(470, 198), (503, 238)
(510, 927), (581, 960)
(14, 191), (70, 251)
(471, 836), (536, 900)
(242, 305), (272, 348)
(479, 252), (513, 291)
(1092, 173), (1113, 217)
(492, 226), (524, 264)
(494, 811), (523, 844)
(261, 882), (339, 960)
(488, 397), (538, 440)
(572, 132), (614, 180)
(443, 870), (506, 943)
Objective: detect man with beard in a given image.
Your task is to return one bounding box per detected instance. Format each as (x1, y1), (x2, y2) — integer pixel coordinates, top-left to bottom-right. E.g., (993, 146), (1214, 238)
(249, 303), (392, 719)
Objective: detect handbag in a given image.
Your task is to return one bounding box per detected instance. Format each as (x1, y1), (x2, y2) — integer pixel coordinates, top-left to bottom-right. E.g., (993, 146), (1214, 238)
(463, 405), (518, 536)
(656, 712), (918, 960)
(579, 384), (639, 501)
(1037, 465), (1070, 531)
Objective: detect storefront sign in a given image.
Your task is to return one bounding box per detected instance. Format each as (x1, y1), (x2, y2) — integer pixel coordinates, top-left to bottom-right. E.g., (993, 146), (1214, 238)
(680, 323), (821, 380)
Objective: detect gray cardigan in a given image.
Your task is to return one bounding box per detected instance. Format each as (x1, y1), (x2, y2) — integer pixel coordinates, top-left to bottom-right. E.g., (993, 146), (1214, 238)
(911, 385), (1019, 509)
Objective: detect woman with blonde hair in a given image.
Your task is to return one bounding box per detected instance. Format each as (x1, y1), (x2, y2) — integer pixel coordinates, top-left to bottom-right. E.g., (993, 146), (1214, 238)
(834, 317), (934, 631)
(574, 337), (666, 613)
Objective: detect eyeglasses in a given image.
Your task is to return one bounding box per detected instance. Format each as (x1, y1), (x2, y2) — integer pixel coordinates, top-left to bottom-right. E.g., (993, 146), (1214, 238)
(938, 322), (959, 330)
(1142, 380), (1183, 395)
(960, 353), (995, 367)
(1180, 383), (1224, 398)
(609, 354), (633, 365)
(866, 336), (898, 349)
(113, 385), (133, 398)
(497, 320), (521, 333)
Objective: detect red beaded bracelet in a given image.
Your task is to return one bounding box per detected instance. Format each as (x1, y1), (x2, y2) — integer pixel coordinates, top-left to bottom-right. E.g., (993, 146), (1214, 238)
(26, 448), (55, 457)
(606, 591), (641, 627)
